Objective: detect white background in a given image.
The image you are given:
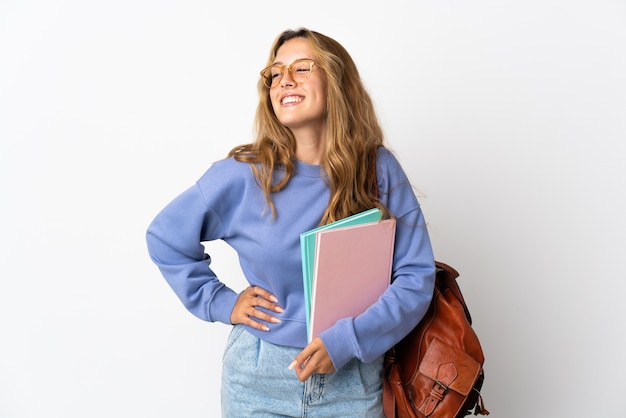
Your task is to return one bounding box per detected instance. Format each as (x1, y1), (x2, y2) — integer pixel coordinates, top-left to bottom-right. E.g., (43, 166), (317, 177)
(1, 1), (625, 417)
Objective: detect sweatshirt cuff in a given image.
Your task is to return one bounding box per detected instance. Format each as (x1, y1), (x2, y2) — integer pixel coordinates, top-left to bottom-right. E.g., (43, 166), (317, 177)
(207, 286), (239, 324)
(319, 320), (357, 370)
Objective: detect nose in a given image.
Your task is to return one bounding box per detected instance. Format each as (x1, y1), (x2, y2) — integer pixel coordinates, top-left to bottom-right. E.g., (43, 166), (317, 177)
(280, 70), (295, 87)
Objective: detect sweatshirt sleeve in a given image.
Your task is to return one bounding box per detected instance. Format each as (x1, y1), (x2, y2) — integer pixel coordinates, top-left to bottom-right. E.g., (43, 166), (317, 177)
(319, 148), (436, 369)
(145, 180), (239, 325)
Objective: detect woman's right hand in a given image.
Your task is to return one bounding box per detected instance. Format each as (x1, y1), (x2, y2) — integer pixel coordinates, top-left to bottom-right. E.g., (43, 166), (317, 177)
(230, 286), (284, 331)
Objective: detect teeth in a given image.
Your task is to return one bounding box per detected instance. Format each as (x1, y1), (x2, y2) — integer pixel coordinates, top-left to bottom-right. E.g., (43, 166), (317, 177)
(282, 96), (303, 105)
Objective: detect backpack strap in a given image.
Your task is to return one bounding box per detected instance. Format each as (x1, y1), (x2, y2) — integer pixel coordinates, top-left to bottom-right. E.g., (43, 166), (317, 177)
(382, 373), (396, 418)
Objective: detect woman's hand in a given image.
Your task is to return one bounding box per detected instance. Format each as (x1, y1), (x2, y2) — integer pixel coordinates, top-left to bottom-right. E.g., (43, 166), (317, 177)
(288, 337), (336, 382)
(230, 286), (284, 331)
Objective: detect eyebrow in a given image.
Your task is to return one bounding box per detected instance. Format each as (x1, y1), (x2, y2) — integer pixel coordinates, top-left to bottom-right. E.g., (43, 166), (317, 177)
(271, 57), (313, 66)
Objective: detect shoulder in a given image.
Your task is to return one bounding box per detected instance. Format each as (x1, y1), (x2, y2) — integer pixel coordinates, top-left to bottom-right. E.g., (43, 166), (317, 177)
(374, 146), (421, 213)
(198, 156), (254, 181)
(204, 155), (252, 175)
(375, 146), (409, 181)
(376, 146), (395, 163)
(195, 156), (255, 199)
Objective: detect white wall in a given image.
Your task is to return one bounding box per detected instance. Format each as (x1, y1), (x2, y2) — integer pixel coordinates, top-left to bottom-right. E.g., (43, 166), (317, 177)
(1, 1), (625, 417)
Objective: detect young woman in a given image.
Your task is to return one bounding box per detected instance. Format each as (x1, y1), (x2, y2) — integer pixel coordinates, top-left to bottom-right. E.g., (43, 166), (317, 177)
(146, 28), (435, 417)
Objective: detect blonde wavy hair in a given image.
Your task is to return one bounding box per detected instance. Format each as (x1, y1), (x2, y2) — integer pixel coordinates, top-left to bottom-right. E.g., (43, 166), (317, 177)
(228, 28), (386, 224)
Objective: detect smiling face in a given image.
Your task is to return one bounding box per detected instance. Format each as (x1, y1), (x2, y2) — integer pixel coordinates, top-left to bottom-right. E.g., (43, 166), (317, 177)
(269, 37), (327, 138)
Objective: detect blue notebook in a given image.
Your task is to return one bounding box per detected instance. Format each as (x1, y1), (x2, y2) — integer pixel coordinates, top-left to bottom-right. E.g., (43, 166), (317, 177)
(300, 208), (383, 339)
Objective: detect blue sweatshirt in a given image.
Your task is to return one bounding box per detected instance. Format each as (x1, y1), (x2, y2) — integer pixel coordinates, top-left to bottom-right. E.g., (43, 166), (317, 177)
(146, 147), (435, 370)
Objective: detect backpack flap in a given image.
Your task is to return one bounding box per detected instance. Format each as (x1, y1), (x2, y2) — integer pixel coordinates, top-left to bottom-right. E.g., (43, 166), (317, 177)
(416, 337), (482, 416)
(418, 337), (481, 396)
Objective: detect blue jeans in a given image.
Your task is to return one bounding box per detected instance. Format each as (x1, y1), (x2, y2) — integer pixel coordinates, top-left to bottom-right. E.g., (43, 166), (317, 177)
(221, 325), (384, 417)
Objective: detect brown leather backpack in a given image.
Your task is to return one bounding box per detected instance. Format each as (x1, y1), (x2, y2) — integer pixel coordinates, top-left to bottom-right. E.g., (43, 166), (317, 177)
(382, 261), (489, 417)
(367, 149), (488, 417)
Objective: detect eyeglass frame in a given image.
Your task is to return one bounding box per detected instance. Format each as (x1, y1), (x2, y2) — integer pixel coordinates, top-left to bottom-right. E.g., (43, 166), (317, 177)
(259, 59), (317, 89)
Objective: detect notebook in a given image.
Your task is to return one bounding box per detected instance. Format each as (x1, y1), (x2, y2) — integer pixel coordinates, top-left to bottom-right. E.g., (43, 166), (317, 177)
(300, 208), (383, 335)
(308, 218), (396, 341)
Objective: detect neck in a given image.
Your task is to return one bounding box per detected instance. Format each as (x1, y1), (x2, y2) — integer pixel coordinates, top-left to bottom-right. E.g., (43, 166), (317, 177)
(292, 127), (326, 165)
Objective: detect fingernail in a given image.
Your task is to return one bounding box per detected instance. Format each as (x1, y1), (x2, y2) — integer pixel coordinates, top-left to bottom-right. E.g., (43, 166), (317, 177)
(275, 306), (284, 313)
(270, 317), (281, 323)
(270, 295), (278, 303)
(262, 325), (270, 331)
(288, 360), (297, 370)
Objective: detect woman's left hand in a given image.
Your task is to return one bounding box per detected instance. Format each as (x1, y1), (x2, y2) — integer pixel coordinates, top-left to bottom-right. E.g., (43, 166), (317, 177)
(288, 337), (336, 382)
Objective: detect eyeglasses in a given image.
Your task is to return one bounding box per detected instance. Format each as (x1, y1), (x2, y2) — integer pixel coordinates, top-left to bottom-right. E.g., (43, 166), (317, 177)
(260, 59), (316, 89)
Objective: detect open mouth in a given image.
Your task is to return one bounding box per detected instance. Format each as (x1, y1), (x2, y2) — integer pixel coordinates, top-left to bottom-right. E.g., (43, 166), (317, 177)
(281, 95), (304, 105)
